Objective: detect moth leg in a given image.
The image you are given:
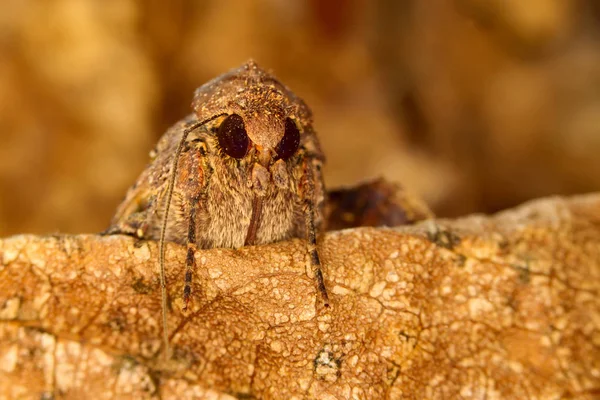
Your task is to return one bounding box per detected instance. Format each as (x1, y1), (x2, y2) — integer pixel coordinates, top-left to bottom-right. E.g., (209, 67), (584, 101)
(183, 197), (198, 311)
(158, 116), (221, 360)
(180, 139), (212, 312)
(302, 160), (330, 307)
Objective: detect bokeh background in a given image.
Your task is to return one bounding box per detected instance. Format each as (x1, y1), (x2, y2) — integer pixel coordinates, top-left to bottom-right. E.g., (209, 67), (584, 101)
(1, 0), (599, 236)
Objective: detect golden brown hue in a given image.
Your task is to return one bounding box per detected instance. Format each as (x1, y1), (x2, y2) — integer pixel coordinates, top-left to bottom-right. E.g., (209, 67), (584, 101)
(2, 1), (599, 237)
(1, 194), (598, 399)
(374, 0), (600, 215)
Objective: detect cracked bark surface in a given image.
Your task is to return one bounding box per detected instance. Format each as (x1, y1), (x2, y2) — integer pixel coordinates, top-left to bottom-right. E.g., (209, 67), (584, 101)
(1, 194), (599, 399)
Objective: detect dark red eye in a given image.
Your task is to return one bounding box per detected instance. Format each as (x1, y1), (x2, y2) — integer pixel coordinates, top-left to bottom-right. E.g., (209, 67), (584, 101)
(275, 118), (300, 160)
(217, 114), (249, 159)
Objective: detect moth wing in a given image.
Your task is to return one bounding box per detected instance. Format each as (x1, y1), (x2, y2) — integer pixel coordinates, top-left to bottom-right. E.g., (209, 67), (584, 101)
(106, 117), (207, 245)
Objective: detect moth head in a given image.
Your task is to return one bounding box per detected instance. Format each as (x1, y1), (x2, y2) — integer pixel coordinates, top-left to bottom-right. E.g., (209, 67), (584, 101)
(215, 113), (301, 163)
(192, 60), (312, 165)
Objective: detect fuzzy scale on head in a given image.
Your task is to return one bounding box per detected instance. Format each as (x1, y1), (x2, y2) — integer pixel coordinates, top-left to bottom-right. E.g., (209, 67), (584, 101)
(192, 60), (313, 150)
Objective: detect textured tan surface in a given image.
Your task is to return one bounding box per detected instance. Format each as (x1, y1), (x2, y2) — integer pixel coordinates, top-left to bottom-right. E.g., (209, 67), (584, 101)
(1, 194), (599, 399)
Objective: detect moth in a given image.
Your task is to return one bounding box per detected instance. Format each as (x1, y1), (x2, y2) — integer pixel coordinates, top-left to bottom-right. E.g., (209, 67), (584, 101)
(107, 61), (330, 359)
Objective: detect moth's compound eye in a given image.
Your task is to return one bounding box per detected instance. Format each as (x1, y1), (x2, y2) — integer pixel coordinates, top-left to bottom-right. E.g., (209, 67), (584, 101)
(217, 114), (249, 159)
(275, 118), (300, 160)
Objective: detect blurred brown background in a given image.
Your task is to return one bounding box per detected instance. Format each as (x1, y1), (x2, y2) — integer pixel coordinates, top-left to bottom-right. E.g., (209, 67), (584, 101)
(1, 0), (599, 237)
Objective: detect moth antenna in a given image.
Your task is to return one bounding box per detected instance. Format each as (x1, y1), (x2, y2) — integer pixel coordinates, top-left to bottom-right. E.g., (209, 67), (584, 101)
(158, 114), (224, 361)
(302, 158), (330, 308)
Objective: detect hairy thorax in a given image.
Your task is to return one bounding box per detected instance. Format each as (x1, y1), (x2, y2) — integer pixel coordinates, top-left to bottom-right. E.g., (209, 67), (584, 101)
(197, 145), (300, 249)
(112, 119), (306, 250)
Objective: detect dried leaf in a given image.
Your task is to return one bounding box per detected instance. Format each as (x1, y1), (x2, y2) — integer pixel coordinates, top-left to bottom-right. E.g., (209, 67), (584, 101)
(326, 178), (434, 230)
(1, 194), (599, 399)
